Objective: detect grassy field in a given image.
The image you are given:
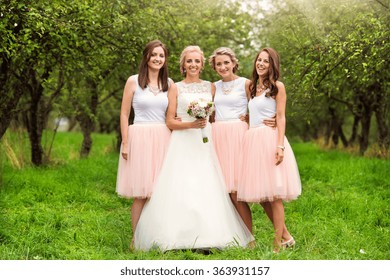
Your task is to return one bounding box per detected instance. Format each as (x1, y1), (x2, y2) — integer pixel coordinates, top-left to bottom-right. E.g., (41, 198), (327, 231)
(0, 131), (389, 260)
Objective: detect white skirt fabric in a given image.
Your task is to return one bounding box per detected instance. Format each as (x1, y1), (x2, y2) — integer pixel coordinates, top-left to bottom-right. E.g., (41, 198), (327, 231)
(134, 123), (254, 251)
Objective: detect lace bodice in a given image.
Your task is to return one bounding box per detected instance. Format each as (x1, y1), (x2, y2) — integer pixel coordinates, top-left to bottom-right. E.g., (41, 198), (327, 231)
(176, 81), (212, 122)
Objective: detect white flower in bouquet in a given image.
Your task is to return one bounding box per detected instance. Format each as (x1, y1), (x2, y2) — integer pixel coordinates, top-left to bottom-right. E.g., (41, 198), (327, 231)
(187, 98), (215, 143)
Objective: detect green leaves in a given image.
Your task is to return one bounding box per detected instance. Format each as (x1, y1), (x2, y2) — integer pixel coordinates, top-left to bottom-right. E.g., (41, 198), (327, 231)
(251, 0), (389, 154)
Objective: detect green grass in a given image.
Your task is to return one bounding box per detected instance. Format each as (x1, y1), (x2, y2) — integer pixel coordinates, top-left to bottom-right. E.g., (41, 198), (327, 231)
(0, 131), (389, 260)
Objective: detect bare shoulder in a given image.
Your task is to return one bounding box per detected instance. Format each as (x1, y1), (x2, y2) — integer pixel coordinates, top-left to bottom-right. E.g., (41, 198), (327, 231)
(125, 75), (137, 88)
(276, 80), (285, 90)
(169, 82), (178, 93)
(168, 82), (178, 97)
(168, 77), (175, 85)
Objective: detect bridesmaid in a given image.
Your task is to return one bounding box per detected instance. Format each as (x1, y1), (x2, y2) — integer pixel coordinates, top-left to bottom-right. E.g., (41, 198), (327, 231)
(116, 40), (172, 248)
(209, 47), (275, 233)
(238, 47), (301, 252)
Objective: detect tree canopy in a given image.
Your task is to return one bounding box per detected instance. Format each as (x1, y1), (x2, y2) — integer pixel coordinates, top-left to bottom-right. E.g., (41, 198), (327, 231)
(1, 0), (388, 165)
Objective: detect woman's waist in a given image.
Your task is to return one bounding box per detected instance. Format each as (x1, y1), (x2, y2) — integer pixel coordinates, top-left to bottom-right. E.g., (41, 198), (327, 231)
(249, 123), (276, 129)
(132, 121), (167, 125)
(214, 118), (244, 123)
(215, 110), (246, 121)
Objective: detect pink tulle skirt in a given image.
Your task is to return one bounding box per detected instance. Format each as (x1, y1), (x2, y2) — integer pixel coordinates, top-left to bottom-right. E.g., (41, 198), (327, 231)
(238, 126), (301, 203)
(116, 123), (171, 198)
(212, 120), (248, 193)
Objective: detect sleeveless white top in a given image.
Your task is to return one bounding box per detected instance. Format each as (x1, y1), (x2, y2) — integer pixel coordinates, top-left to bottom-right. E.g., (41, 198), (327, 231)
(248, 89), (276, 128)
(131, 75), (169, 123)
(176, 80), (212, 122)
(214, 77), (248, 121)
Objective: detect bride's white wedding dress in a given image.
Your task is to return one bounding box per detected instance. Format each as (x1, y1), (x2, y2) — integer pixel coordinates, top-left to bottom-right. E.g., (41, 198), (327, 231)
(134, 80), (254, 251)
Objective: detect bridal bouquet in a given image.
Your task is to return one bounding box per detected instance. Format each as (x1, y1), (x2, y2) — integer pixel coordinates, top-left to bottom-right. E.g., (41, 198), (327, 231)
(187, 98), (215, 143)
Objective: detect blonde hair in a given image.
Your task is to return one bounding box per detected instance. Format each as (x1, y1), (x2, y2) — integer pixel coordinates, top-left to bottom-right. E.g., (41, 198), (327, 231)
(179, 46), (205, 76)
(209, 47), (239, 73)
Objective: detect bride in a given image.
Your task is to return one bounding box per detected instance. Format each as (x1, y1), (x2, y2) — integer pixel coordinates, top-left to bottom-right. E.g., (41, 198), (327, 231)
(134, 46), (254, 251)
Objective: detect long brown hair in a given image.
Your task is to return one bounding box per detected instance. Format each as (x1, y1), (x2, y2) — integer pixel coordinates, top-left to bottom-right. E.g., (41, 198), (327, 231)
(138, 40), (169, 91)
(249, 47), (280, 99)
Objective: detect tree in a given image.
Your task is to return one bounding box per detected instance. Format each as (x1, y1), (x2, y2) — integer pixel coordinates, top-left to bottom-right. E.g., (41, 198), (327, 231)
(251, 0), (389, 155)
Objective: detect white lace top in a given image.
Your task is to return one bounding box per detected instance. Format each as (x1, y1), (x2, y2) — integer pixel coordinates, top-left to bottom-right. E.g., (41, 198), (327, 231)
(248, 89), (276, 128)
(214, 77), (248, 121)
(176, 80), (212, 122)
(130, 75), (169, 123)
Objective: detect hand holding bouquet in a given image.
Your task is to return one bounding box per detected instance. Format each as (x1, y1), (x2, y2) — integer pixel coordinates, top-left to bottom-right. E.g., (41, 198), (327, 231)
(187, 98), (215, 143)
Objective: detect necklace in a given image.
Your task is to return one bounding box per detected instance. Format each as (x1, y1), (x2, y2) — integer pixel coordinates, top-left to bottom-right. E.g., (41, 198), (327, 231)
(221, 79), (235, 94)
(148, 84), (162, 94)
(256, 83), (267, 94)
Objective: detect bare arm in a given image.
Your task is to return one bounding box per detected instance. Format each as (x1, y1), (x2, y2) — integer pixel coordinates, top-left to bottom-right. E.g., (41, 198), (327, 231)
(245, 78), (251, 101)
(275, 81), (287, 165)
(166, 83), (206, 130)
(209, 83), (216, 123)
(239, 79), (252, 122)
(120, 76), (136, 160)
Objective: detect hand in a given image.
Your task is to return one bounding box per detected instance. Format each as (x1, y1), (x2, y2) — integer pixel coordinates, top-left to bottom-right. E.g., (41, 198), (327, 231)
(275, 147), (284, 165)
(239, 114), (249, 123)
(193, 118), (207, 129)
(264, 117), (276, 128)
(121, 143), (129, 160)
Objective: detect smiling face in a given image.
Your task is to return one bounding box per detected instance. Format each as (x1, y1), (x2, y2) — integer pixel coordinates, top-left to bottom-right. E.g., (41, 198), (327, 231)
(147, 46), (166, 71)
(214, 54), (235, 80)
(184, 51), (203, 77)
(255, 51), (270, 77)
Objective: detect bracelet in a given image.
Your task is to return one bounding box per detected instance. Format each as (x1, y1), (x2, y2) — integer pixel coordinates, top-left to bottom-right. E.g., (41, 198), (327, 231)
(277, 145), (285, 151)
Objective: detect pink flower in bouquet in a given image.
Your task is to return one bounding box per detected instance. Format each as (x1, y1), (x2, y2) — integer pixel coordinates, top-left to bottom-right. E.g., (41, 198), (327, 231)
(187, 98), (215, 143)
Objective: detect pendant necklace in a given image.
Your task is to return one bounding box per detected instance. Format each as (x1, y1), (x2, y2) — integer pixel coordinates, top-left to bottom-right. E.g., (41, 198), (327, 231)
(148, 84), (162, 94)
(256, 83), (267, 94)
(221, 79), (235, 94)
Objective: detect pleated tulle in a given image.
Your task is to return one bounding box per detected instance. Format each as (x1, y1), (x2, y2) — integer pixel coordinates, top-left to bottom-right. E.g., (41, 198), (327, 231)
(134, 123), (254, 251)
(116, 123), (171, 198)
(212, 120), (248, 193)
(238, 126), (301, 203)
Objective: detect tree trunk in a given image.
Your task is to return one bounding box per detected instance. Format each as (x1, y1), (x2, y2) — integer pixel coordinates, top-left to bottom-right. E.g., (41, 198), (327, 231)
(80, 121), (93, 158)
(23, 67), (60, 166)
(358, 104), (372, 155)
(78, 80), (99, 158)
(25, 81), (44, 166)
(375, 109), (390, 151)
(324, 120), (332, 146)
(337, 124), (348, 148)
(0, 58), (25, 139)
(348, 115), (360, 146)
(372, 88), (389, 152)
(0, 91), (24, 140)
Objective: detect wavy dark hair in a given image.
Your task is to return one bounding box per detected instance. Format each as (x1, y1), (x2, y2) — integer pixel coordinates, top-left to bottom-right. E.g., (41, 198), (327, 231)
(138, 40), (169, 91)
(249, 47), (280, 99)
